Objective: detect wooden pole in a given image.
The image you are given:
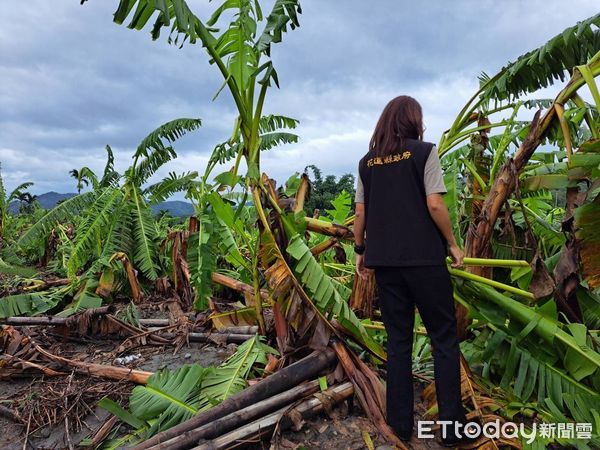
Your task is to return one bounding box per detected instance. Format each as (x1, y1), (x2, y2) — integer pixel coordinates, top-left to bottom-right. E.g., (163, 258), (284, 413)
(133, 348), (337, 450)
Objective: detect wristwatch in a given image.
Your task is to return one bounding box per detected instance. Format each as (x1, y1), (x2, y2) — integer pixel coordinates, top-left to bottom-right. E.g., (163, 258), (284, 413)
(354, 243), (366, 255)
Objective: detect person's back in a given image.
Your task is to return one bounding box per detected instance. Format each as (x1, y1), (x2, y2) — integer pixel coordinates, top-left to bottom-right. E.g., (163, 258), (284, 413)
(358, 138), (447, 267)
(353, 95), (469, 447)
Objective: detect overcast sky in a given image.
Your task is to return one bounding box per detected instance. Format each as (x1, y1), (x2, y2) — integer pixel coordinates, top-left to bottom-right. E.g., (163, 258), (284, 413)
(1, 1), (598, 197)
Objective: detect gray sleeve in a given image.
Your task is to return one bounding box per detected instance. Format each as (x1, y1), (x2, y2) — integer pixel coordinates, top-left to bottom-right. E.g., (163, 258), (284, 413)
(354, 167), (365, 203)
(424, 146), (447, 195)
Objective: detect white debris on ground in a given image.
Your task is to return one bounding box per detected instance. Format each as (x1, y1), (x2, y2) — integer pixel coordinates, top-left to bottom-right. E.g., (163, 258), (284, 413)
(113, 353), (142, 365)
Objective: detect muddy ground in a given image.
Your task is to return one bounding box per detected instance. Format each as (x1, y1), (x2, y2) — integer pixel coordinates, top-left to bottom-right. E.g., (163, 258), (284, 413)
(0, 312), (445, 450)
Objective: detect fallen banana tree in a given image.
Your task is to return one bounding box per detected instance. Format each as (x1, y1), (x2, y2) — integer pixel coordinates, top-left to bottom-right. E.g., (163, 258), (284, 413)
(192, 381), (355, 450)
(129, 348), (337, 450)
(32, 341), (153, 384)
(1, 3), (598, 448)
(148, 379), (323, 448)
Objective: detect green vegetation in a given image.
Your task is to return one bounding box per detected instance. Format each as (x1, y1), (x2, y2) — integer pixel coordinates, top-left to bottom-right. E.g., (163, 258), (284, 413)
(302, 165), (356, 215)
(2, 2), (600, 448)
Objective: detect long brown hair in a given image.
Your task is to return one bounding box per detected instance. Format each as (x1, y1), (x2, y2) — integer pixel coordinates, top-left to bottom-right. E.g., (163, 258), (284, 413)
(369, 96), (424, 156)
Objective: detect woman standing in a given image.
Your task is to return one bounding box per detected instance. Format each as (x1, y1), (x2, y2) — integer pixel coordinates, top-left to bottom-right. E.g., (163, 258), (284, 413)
(353, 96), (466, 446)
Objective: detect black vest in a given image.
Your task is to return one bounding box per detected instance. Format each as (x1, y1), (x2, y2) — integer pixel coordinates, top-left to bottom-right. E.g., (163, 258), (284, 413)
(358, 138), (447, 268)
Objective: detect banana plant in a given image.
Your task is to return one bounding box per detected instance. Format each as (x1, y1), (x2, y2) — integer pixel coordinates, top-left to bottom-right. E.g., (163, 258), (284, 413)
(10, 119), (201, 316)
(184, 115), (298, 312)
(433, 17), (600, 341)
(457, 281), (600, 447)
(438, 13), (600, 156)
(0, 286), (72, 318)
(87, 0), (305, 334)
(436, 14), (600, 273)
(0, 165), (34, 250)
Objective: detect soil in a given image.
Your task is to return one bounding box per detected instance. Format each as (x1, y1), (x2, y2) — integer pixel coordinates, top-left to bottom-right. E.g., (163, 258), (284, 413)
(0, 311), (445, 450)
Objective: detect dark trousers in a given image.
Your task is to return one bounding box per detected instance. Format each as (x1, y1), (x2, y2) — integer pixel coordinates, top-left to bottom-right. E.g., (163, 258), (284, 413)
(374, 265), (465, 432)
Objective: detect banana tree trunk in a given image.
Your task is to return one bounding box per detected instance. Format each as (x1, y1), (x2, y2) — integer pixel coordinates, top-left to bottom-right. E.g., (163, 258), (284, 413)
(457, 119), (492, 338)
(466, 60), (600, 261)
(132, 348), (336, 450)
(211, 272), (269, 300)
(192, 382), (354, 450)
(466, 117), (492, 277)
(305, 217), (354, 240)
(349, 270), (377, 319)
(553, 186), (585, 322)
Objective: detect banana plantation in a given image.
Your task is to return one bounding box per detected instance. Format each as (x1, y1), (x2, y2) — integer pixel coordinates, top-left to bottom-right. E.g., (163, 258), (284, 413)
(1, 2), (600, 449)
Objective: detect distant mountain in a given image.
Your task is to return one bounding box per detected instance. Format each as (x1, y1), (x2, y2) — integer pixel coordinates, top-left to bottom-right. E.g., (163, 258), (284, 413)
(9, 192), (194, 217)
(8, 191), (76, 213)
(151, 201), (195, 217)
(34, 191), (76, 209)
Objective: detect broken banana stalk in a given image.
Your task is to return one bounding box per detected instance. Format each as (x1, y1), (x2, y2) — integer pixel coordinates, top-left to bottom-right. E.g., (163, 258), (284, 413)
(191, 382), (355, 450)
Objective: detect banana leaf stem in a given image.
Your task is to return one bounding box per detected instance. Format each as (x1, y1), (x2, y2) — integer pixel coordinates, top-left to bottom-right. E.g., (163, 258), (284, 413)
(453, 290), (472, 311)
(449, 268), (535, 300)
(449, 257), (530, 267)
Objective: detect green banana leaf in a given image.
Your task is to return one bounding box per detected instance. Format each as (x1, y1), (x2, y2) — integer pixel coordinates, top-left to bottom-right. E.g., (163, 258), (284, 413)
(286, 234), (386, 359)
(465, 281), (600, 381)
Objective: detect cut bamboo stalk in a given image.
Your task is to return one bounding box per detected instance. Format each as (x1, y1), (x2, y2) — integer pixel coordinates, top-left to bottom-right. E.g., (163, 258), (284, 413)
(134, 348), (337, 450)
(151, 380), (321, 450)
(191, 382), (354, 450)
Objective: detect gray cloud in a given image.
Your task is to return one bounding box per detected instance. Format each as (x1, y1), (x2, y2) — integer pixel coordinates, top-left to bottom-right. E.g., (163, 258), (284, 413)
(0, 0), (598, 196)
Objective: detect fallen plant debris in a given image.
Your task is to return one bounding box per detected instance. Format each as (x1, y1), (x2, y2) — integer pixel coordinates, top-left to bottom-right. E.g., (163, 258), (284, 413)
(1, 2), (600, 449)
(18, 375), (131, 443)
